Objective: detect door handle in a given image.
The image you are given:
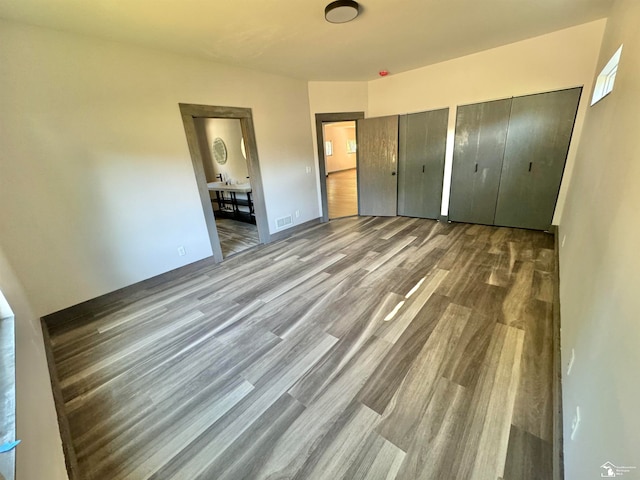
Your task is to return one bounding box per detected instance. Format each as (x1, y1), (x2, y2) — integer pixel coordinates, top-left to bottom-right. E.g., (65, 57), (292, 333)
(391, 172), (396, 176)
(475, 163), (478, 173)
(529, 162), (533, 172)
(422, 165), (425, 173)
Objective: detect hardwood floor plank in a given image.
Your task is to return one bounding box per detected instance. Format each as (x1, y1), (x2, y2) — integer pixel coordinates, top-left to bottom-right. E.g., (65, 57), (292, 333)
(153, 333), (338, 479)
(364, 235), (417, 272)
(534, 247), (555, 272)
(71, 325), (279, 454)
(215, 218), (260, 258)
(376, 268), (449, 344)
(441, 310), (495, 388)
(193, 393), (305, 480)
(112, 377), (254, 480)
(357, 293), (451, 414)
(376, 302), (471, 450)
(380, 217), (420, 240)
(326, 168), (358, 219)
(340, 431), (406, 480)
(259, 253), (346, 303)
(43, 217), (557, 480)
(291, 401), (381, 480)
(456, 323), (525, 480)
(532, 269), (554, 303)
(512, 298), (554, 442)
(275, 270), (371, 340)
(251, 336), (393, 479)
(288, 291), (395, 406)
(59, 310), (207, 399)
(395, 377), (470, 480)
(503, 424), (553, 480)
(241, 323), (337, 387)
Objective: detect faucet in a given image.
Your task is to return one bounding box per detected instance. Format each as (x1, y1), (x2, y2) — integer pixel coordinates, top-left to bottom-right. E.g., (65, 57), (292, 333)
(216, 173), (223, 182)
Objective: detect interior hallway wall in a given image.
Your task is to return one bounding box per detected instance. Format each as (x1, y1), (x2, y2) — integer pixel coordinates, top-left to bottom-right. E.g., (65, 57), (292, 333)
(558, 0), (640, 477)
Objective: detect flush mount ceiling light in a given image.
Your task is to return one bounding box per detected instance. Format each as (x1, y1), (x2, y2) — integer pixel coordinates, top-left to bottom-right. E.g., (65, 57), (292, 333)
(325, 0), (360, 24)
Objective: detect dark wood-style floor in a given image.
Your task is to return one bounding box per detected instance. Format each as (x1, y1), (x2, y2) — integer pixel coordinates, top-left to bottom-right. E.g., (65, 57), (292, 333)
(327, 168), (358, 219)
(45, 217), (555, 480)
(214, 217), (260, 258)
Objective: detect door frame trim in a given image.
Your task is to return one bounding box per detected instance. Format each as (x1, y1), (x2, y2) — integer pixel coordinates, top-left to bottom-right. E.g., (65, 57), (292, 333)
(179, 103), (270, 262)
(315, 112), (365, 222)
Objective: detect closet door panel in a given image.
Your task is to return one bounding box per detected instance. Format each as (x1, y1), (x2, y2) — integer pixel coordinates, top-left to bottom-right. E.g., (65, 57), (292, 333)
(398, 108), (449, 219)
(357, 116), (399, 216)
(494, 87), (582, 230)
(449, 99), (512, 225)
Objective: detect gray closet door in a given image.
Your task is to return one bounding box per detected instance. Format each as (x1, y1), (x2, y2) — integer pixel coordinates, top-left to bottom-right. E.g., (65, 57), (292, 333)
(357, 116), (399, 216)
(494, 87), (582, 230)
(398, 109), (449, 219)
(449, 99), (512, 225)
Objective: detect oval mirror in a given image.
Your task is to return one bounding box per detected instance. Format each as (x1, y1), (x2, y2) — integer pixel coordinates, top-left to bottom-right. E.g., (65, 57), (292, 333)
(213, 137), (228, 165)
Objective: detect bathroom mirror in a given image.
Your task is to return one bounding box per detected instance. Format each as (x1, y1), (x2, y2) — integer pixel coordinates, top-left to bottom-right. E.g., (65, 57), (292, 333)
(240, 137), (247, 159)
(213, 137), (228, 165)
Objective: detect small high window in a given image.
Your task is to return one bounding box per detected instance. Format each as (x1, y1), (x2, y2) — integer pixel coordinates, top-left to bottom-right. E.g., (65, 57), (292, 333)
(591, 45), (623, 106)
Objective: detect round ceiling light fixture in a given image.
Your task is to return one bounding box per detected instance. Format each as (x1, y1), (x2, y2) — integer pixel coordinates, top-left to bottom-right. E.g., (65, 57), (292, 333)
(325, 0), (360, 24)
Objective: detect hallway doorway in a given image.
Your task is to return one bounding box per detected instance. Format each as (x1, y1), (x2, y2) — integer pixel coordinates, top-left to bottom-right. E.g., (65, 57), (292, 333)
(323, 121), (358, 219)
(315, 112), (364, 222)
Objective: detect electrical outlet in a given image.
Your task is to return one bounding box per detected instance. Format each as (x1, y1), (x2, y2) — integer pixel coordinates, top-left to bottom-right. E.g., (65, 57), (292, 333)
(567, 348), (575, 375)
(295, 210), (300, 218)
(570, 406), (581, 441)
(305, 166), (312, 174)
(177, 246), (186, 256)
(562, 235), (567, 247)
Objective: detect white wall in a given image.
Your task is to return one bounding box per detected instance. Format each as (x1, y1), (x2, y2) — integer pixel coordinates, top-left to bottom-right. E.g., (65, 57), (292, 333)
(367, 20), (606, 222)
(0, 248), (68, 480)
(0, 22), (318, 478)
(0, 20), (317, 318)
(559, 0), (640, 477)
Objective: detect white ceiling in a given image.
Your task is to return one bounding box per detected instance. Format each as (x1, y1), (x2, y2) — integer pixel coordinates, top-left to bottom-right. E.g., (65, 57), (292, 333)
(0, 0), (613, 81)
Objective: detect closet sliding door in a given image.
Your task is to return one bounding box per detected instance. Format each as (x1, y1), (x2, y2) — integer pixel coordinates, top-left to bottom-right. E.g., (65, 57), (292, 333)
(449, 99), (512, 225)
(494, 87), (582, 230)
(398, 108), (449, 219)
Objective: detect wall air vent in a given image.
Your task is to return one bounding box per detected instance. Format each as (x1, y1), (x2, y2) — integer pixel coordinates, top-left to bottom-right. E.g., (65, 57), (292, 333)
(275, 215), (293, 230)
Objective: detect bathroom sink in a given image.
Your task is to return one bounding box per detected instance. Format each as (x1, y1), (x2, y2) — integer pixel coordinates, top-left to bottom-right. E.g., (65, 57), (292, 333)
(207, 182), (252, 193)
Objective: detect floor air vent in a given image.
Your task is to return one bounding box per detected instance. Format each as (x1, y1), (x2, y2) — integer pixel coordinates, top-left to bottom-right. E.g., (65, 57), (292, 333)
(275, 215), (293, 230)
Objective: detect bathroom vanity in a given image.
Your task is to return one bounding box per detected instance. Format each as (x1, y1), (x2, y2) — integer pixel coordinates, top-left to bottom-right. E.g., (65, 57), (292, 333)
(207, 182), (255, 224)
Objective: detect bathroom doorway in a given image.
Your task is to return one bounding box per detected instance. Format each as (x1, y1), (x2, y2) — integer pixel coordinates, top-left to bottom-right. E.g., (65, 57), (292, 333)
(315, 112), (364, 222)
(179, 104), (269, 262)
(193, 117), (259, 258)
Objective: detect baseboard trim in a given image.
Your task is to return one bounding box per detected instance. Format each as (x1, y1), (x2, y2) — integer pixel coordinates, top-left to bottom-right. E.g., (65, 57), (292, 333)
(269, 218), (322, 243)
(42, 255), (219, 327)
(551, 224), (565, 480)
(41, 319), (81, 480)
